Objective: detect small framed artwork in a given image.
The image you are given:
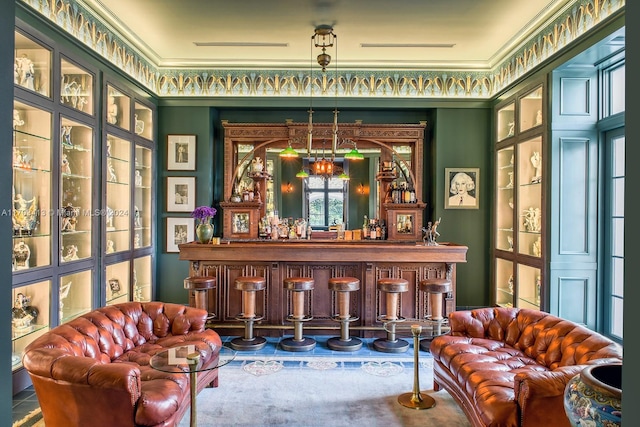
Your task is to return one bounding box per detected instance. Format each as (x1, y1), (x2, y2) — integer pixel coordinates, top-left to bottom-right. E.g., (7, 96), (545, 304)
(166, 217), (195, 252)
(445, 168), (479, 209)
(167, 134), (196, 170)
(166, 176), (195, 212)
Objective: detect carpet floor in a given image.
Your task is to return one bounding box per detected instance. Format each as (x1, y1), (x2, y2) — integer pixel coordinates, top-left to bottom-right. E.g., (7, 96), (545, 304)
(178, 358), (470, 427)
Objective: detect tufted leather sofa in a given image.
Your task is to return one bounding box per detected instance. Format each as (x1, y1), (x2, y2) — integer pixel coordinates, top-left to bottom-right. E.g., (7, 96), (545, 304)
(430, 307), (622, 427)
(22, 301), (222, 427)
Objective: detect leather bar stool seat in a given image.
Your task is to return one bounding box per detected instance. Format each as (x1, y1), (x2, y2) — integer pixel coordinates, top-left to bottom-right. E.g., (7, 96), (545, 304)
(230, 276), (267, 351)
(374, 277), (410, 353)
(327, 276), (362, 351)
(183, 276), (216, 320)
(280, 277), (316, 352)
(418, 278), (452, 351)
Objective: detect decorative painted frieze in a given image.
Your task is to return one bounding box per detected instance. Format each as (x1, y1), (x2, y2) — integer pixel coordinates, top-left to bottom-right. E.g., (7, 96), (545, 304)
(19, 0), (624, 99)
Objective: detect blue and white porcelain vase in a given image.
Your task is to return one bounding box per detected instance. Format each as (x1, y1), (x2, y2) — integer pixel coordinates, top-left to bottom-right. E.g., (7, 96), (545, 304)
(564, 363), (622, 427)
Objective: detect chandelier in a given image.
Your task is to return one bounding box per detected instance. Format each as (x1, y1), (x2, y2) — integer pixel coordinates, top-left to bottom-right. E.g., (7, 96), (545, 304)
(280, 25), (362, 179)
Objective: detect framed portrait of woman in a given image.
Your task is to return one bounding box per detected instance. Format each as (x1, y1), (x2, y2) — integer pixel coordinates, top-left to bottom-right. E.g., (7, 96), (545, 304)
(445, 168), (479, 209)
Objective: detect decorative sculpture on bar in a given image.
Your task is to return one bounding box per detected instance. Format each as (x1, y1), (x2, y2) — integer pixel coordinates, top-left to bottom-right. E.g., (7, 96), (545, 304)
(422, 217), (441, 246)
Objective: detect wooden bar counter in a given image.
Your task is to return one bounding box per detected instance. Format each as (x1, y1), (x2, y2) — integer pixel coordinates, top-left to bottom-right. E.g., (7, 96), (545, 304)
(179, 240), (467, 338)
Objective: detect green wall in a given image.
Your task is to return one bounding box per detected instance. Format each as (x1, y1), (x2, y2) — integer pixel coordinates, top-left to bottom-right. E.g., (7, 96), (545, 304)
(156, 107), (218, 304)
(156, 106), (492, 308)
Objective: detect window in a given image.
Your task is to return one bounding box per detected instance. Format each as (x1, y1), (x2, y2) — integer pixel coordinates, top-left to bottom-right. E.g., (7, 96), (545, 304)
(603, 128), (624, 341)
(600, 61), (625, 342)
(305, 173), (346, 230)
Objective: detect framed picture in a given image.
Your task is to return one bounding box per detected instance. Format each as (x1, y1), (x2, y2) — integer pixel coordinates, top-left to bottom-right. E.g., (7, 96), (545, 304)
(166, 177), (195, 212)
(167, 134), (196, 170)
(166, 217), (194, 252)
(445, 168), (479, 209)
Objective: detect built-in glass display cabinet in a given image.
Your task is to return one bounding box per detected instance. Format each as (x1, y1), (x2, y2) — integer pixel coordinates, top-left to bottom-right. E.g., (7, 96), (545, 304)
(493, 83), (545, 310)
(11, 23), (156, 390)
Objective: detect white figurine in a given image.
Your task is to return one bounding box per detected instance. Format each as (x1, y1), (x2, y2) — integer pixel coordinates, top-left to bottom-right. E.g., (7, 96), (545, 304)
(106, 239), (115, 254)
(135, 170), (142, 187)
(107, 95), (118, 125)
(16, 54), (35, 90)
(535, 110), (542, 126)
(134, 114), (144, 135)
(108, 160), (117, 182)
(530, 151), (542, 183)
(13, 109), (24, 128)
(61, 153), (71, 174)
(63, 245), (79, 261)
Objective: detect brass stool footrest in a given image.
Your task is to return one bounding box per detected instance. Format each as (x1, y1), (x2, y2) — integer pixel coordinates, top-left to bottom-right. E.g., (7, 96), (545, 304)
(235, 314), (265, 322)
(330, 315), (359, 323)
(286, 315), (313, 322)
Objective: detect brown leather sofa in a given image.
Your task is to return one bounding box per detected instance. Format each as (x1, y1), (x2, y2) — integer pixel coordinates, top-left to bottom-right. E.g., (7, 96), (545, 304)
(430, 307), (622, 427)
(22, 301), (223, 427)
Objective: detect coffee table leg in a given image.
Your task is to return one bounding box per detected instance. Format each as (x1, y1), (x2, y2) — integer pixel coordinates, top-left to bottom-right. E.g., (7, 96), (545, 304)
(187, 353), (200, 427)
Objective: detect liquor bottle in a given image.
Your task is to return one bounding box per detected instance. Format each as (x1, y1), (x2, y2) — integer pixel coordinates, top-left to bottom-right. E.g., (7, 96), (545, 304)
(362, 215), (369, 239)
(375, 221), (382, 240)
(369, 218), (377, 240)
(410, 185), (416, 203)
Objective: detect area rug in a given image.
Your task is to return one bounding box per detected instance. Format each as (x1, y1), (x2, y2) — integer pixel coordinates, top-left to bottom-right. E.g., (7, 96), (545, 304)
(178, 359), (471, 427)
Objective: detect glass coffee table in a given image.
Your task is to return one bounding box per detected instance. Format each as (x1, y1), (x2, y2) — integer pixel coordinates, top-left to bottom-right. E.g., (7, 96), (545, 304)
(150, 344), (236, 427)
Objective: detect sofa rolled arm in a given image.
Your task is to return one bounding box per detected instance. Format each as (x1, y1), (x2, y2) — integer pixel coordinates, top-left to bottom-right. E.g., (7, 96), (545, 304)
(24, 348), (141, 402)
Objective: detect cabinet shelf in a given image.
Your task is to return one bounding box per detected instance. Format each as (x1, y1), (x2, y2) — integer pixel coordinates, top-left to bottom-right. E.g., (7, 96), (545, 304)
(12, 323), (49, 341)
(13, 166), (51, 174)
(62, 173), (91, 180)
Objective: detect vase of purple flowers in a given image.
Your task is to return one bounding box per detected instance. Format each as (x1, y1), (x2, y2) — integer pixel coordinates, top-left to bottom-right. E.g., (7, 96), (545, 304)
(191, 206), (217, 243)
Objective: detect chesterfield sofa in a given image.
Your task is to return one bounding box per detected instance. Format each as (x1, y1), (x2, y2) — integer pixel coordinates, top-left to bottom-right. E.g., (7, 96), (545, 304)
(430, 307), (622, 427)
(22, 301), (222, 427)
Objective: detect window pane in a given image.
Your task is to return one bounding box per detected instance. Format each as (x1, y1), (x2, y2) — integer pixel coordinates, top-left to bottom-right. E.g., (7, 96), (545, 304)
(611, 297), (623, 339)
(612, 218), (624, 257)
(612, 136), (625, 176)
(612, 257), (624, 296)
(327, 193), (344, 226)
(612, 177), (624, 217)
(308, 176), (324, 189)
(308, 192), (325, 227)
(610, 65), (625, 115)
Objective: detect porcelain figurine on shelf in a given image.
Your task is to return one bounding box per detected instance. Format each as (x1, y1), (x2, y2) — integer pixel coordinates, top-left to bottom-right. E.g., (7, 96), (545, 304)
(135, 114), (144, 135)
(530, 151), (542, 183)
(61, 203), (79, 232)
(107, 95), (118, 125)
(108, 160), (117, 182)
(59, 282), (72, 319)
(12, 292), (39, 331)
(15, 54), (35, 90)
(13, 241), (31, 270)
(13, 109), (24, 128)
(63, 244), (79, 261)
(61, 153), (72, 175)
(106, 239), (115, 254)
(251, 156), (264, 174)
(61, 125), (73, 147)
(13, 194), (38, 235)
(422, 217), (441, 246)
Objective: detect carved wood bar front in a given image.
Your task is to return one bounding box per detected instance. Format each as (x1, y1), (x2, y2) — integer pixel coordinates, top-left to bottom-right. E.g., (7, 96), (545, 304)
(179, 241), (467, 338)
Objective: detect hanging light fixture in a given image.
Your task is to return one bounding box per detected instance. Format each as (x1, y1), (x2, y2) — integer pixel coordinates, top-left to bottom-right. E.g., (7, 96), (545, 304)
(279, 142), (299, 158)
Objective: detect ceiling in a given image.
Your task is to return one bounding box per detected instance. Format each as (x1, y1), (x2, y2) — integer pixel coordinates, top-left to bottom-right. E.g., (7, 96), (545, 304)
(87, 0), (572, 71)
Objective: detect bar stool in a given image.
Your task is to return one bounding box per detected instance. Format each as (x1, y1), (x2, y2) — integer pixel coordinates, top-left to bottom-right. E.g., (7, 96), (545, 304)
(183, 276), (216, 321)
(230, 276), (267, 351)
(327, 276), (362, 351)
(418, 278), (452, 351)
(280, 276), (316, 352)
(374, 277), (410, 353)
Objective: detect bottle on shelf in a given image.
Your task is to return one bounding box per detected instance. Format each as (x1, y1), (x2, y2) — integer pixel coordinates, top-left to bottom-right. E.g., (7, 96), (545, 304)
(362, 215), (369, 239)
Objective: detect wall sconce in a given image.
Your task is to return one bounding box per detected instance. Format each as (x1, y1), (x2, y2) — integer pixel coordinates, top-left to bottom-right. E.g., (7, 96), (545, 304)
(283, 182), (294, 193)
(357, 183), (368, 195)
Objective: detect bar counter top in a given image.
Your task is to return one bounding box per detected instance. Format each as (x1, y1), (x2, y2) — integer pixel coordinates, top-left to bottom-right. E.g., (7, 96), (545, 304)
(179, 240), (468, 263)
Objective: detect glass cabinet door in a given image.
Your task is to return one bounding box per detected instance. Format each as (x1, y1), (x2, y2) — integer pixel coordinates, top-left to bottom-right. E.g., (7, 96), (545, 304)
(15, 30), (51, 97)
(60, 117), (93, 263)
(60, 57), (94, 115)
(517, 136), (543, 257)
(134, 145), (152, 248)
(13, 101), (52, 270)
(517, 264), (542, 309)
(12, 280), (51, 371)
(106, 261), (130, 305)
(496, 147), (515, 252)
(59, 270), (93, 323)
(106, 134), (131, 254)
